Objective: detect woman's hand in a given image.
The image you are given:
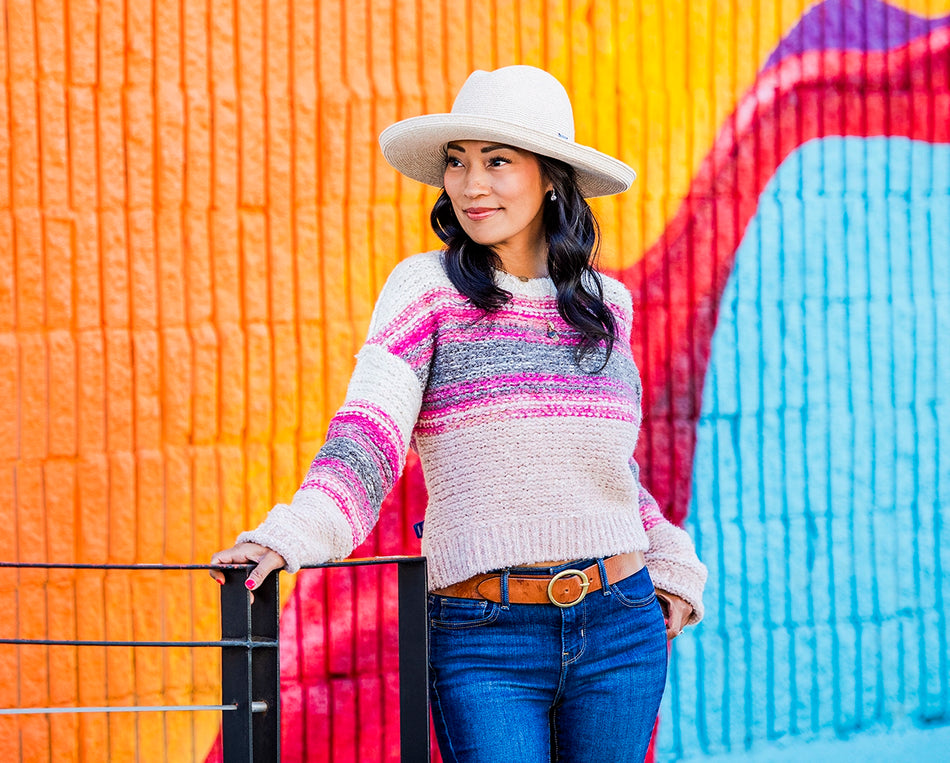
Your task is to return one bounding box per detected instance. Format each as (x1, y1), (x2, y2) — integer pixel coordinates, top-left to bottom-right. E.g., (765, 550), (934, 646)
(210, 542), (287, 595)
(655, 589), (692, 640)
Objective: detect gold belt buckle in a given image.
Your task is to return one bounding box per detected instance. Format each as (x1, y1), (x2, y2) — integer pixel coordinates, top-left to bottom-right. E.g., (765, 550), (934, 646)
(546, 569), (591, 608)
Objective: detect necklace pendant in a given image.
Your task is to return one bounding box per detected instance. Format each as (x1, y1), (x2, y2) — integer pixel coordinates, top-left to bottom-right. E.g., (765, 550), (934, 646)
(546, 320), (558, 339)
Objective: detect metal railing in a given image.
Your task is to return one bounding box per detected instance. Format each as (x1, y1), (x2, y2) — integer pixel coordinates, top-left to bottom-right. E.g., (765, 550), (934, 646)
(0, 556), (430, 762)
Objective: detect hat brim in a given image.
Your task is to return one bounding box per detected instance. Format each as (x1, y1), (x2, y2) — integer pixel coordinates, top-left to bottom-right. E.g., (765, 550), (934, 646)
(379, 114), (636, 198)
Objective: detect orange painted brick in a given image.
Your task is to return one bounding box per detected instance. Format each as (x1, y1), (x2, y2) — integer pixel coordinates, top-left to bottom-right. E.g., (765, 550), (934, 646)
(17, 461), (45, 562)
(347, 205), (373, 333)
(40, 80), (69, 210)
(77, 329), (105, 455)
(7, 0), (37, 80)
(245, 322), (273, 442)
(217, 444), (247, 543)
(162, 327), (192, 445)
(129, 209), (158, 330)
(158, 84), (185, 209)
(78, 455), (108, 560)
(0, 83), (10, 210)
(272, 321), (299, 439)
(272, 441), (298, 508)
(76, 571), (108, 759)
(0, 337), (16, 459)
(135, 450), (164, 561)
(74, 212), (100, 330)
(211, 210), (241, 323)
(347, 98), (372, 202)
(36, 0), (67, 78)
(217, 322), (246, 441)
(49, 715), (79, 763)
(96, 0), (124, 88)
(68, 0), (97, 85)
(45, 216), (73, 328)
(101, 208), (130, 328)
(47, 330), (76, 457)
(97, 89), (126, 209)
(183, 0), (209, 86)
(212, 87), (239, 209)
(244, 440), (272, 523)
(298, 323), (327, 441)
(163, 446), (193, 563)
(105, 329), (133, 451)
(268, 208), (294, 324)
(343, 1), (368, 96)
(125, 88), (155, 209)
(68, 87), (97, 209)
(15, 208), (44, 330)
(45, 459), (76, 560)
(294, 203), (322, 322)
(184, 96), (211, 213)
(191, 446), (219, 561)
(132, 330), (161, 449)
(318, 95), (346, 204)
(11, 80), (40, 209)
(318, 0), (343, 89)
(156, 0), (181, 85)
(190, 322), (219, 444)
(241, 209), (268, 323)
(184, 211), (212, 323)
(108, 451), (136, 562)
(19, 333), (49, 461)
(158, 207), (186, 326)
(125, 0), (153, 88)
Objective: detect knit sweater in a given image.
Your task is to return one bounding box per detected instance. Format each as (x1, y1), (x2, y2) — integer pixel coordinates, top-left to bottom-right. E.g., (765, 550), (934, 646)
(239, 250), (707, 622)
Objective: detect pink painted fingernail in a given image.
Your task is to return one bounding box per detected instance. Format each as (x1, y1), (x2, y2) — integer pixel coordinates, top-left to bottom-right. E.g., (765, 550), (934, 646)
(245, 579), (256, 591)
(215, 578), (224, 585)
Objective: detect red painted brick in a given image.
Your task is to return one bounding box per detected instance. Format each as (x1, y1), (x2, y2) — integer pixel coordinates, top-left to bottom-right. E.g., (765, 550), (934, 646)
(48, 329), (76, 456)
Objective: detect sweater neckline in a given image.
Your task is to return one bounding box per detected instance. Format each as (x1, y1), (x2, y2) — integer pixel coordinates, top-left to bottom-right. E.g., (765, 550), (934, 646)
(493, 268), (557, 299)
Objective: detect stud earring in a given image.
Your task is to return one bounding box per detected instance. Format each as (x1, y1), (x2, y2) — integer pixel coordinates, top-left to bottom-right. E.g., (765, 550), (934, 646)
(549, 190), (558, 201)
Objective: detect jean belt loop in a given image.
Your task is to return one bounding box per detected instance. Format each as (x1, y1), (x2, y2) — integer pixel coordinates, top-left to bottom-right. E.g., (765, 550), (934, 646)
(596, 557), (611, 596)
(500, 569), (510, 609)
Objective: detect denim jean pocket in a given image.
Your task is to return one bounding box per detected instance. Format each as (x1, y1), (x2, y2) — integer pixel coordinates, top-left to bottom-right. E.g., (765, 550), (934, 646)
(608, 567), (658, 609)
(428, 596), (500, 630)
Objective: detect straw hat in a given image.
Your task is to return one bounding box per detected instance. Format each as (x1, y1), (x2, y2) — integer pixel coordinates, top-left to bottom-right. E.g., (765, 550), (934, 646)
(378, 65), (636, 198)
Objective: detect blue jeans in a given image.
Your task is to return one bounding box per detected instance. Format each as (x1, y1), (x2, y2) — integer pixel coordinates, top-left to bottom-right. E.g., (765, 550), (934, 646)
(427, 561), (668, 762)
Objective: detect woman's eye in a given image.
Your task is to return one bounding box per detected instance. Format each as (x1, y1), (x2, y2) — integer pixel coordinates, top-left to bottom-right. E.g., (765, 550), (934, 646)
(488, 156), (511, 167)
(445, 156), (463, 168)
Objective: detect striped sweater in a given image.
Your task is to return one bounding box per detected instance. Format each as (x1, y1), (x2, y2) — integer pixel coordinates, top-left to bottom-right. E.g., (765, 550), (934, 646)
(239, 251), (707, 622)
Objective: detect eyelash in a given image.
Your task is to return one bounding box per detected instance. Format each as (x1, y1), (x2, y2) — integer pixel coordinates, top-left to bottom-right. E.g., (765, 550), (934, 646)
(445, 155), (512, 168)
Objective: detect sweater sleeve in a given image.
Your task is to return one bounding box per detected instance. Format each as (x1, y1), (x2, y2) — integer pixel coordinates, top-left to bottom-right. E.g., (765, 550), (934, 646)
(237, 254), (441, 572)
(631, 458), (707, 625)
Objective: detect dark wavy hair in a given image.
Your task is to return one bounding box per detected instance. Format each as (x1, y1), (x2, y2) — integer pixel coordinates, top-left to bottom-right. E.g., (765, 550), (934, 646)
(430, 153), (617, 371)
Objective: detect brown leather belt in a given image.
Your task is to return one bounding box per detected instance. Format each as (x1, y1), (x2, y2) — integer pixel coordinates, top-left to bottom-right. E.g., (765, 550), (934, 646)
(431, 551), (646, 608)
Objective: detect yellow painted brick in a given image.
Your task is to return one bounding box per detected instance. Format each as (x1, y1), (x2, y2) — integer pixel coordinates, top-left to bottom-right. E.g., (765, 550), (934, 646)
(105, 328), (134, 451)
(132, 330), (161, 449)
(78, 455), (109, 560)
(190, 322), (219, 444)
(135, 450), (164, 561)
(48, 329), (77, 457)
(108, 452), (136, 562)
(217, 322), (247, 441)
(241, 209), (269, 323)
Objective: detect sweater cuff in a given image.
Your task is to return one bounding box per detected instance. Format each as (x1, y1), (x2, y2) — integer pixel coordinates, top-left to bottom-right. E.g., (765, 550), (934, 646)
(236, 490), (354, 573)
(646, 553), (708, 626)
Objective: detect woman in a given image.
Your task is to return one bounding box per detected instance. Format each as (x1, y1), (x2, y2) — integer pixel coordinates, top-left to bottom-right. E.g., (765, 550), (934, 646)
(212, 65), (706, 762)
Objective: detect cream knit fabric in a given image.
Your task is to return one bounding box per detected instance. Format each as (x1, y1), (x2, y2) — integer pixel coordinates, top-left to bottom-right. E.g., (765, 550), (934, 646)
(239, 251), (707, 622)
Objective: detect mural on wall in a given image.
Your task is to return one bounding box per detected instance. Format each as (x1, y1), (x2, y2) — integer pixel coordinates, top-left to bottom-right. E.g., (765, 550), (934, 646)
(1, 0), (947, 760)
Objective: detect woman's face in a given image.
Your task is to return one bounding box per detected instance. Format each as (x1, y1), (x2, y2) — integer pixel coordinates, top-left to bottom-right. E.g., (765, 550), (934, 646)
(442, 140), (552, 259)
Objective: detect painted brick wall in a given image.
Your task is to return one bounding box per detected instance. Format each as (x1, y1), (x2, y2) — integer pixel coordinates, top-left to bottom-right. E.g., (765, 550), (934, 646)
(2, 1), (948, 761)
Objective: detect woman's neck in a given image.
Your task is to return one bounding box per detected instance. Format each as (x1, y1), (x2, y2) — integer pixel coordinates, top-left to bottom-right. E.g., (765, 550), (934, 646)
(495, 245), (549, 280)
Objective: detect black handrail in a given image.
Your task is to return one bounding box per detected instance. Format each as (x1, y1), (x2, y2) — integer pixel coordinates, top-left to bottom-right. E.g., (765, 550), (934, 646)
(2, 556), (430, 762)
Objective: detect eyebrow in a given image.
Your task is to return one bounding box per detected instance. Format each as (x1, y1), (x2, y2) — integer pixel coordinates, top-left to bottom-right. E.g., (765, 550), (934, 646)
(446, 142), (515, 153)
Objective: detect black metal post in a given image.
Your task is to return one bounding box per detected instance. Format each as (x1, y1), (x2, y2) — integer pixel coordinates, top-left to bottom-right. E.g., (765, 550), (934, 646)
(397, 558), (430, 761)
(220, 569), (280, 762)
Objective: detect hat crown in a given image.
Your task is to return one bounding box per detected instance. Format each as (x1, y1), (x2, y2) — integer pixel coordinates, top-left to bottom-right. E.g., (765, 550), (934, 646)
(450, 65), (576, 143)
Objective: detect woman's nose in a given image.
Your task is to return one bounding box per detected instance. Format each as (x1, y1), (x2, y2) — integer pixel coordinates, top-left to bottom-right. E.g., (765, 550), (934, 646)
(463, 168), (489, 197)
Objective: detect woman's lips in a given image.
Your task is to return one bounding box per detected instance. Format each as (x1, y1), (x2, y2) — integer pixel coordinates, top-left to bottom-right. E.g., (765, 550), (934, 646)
(464, 207), (498, 221)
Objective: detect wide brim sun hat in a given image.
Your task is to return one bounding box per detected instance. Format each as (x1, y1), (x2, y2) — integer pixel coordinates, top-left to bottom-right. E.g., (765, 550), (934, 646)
(378, 65), (636, 198)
